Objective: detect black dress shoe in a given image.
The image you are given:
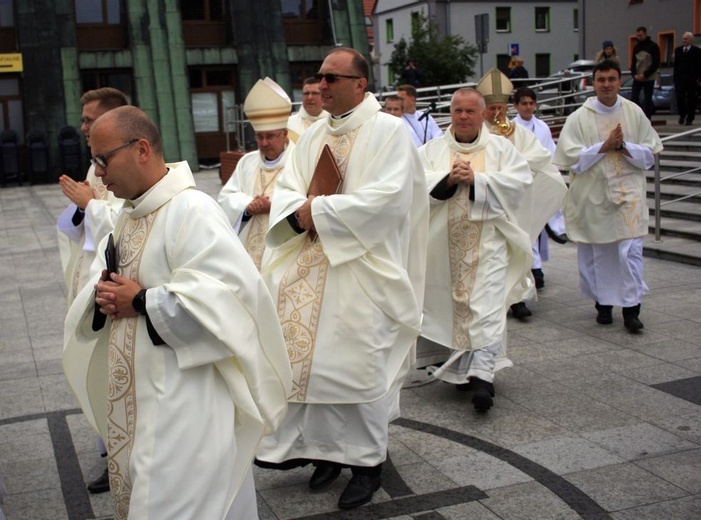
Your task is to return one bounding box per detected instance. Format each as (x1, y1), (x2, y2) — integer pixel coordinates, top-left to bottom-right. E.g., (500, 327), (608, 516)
(309, 463), (342, 490)
(532, 268), (545, 290)
(86, 468), (110, 494)
(679, 116), (685, 124)
(338, 474), (381, 509)
(622, 304), (644, 333)
(595, 302), (613, 325)
(471, 377), (495, 412)
(254, 457), (311, 470)
(510, 302), (532, 320)
(545, 224), (569, 244)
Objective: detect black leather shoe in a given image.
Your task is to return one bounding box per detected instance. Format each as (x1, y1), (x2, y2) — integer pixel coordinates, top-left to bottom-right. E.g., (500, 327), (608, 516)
(86, 468), (110, 494)
(679, 116), (685, 124)
(510, 302), (532, 320)
(338, 474), (381, 509)
(532, 268), (545, 290)
(309, 463), (342, 490)
(545, 224), (569, 244)
(595, 302), (613, 325)
(622, 305), (644, 332)
(471, 377), (495, 412)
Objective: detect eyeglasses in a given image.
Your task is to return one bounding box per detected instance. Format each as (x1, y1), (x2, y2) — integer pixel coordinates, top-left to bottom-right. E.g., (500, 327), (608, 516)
(313, 73), (361, 84)
(255, 131), (284, 142)
(90, 139), (139, 168)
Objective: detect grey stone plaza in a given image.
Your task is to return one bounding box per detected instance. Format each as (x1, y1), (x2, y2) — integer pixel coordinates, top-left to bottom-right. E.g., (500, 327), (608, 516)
(1, 169), (700, 519)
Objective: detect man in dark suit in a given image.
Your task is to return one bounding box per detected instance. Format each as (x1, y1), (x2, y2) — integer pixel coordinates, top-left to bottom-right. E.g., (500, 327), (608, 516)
(674, 31), (701, 125)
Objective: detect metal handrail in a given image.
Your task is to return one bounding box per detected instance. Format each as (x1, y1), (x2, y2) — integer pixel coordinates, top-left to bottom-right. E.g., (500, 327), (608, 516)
(652, 126), (701, 242)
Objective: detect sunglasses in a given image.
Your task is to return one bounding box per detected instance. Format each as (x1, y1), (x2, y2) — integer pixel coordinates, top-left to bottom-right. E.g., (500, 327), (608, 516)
(313, 73), (361, 83)
(90, 139), (139, 168)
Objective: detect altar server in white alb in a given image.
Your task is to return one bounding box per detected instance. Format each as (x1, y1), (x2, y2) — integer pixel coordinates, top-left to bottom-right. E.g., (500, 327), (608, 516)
(287, 76), (329, 136)
(256, 47), (428, 510)
(218, 77), (294, 269)
(554, 59), (662, 332)
(477, 69), (567, 321)
(57, 88), (128, 304)
(63, 106), (292, 520)
(512, 86), (569, 290)
(419, 88), (533, 412)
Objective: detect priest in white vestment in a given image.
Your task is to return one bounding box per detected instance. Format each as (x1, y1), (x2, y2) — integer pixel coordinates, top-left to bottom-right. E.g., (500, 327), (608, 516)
(477, 69), (567, 321)
(57, 87), (128, 495)
(287, 76), (329, 137)
(419, 88), (533, 412)
(63, 106), (292, 520)
(256, 47), (428, 510)
(218, 77), (294, 269)
(554, 59), (663, 332)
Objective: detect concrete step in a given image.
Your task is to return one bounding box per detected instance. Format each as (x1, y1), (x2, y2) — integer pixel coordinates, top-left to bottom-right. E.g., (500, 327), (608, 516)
(643, 233), (701, 266)
(646, 182), (701, 203)
(648, 214), (701, 240)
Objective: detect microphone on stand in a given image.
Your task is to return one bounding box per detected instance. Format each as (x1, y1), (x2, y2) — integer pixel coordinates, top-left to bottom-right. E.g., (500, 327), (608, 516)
(418, 101), (437, 121)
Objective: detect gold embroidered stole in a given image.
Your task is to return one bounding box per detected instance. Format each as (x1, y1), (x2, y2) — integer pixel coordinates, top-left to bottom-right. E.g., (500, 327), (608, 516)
(244, 165), (283, 270)
(70, 179), (111, 300)
(277, 130), (358, 401)
(594, 112), (641, 237)
(107, 211), (159, 520)
(448, 149), (485, 350)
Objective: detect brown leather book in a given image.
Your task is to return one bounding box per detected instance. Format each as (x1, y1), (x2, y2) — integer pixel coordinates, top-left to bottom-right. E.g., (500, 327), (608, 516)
(308, 144), (343, 196)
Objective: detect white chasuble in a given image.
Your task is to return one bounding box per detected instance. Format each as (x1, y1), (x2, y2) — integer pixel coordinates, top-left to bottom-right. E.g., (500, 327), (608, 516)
(64, 162), (291, 520)
(218, 144), (294, 269)
(553, 97), (662, 244)
(276, 130), (357, 402)
(419, 126), (533, 354)
(263, 93), (428, 406)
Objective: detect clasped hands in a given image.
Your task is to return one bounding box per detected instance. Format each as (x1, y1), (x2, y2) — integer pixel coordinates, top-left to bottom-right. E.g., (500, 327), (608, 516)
(245, 195), (271, 215)
(601, 124), (628, 155)
(447, 159), (475, 187)
(94, 272), (143, 320)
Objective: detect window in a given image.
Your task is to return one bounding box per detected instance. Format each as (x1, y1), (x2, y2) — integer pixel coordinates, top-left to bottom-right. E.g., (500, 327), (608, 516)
(0, 78), (23, 144)
(81, 69), (134, 104)
(386, 19), (394, 43)
(0, 0), (15, 51)
(387, 65), (395, 86)
(75, 0), (126, 50)
(180, 0), (223, 21)
(180, 0), (226, 47)
(535, 7), (549, 32)
(75, 0), (121, 24)
(496, 7), (511, 33)
(281, 0), (319, 19)
(280, 0), (324, 45)
(573, 8), (579, 32)
(535, 53), (550, 77)
(189, 67), (237, 159)
(411, 12), (420, 32)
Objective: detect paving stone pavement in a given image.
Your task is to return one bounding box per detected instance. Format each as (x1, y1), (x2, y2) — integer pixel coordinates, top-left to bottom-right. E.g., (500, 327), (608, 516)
(1, 168), (700, 520)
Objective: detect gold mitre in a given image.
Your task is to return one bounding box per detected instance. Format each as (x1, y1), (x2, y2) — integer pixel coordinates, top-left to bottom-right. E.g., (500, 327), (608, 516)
(243, 77), (292, 132)
(476, 68), (513, 104)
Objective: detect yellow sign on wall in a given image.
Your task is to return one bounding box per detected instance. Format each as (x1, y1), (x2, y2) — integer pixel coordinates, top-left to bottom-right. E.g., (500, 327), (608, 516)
(0, 53), (23, 73)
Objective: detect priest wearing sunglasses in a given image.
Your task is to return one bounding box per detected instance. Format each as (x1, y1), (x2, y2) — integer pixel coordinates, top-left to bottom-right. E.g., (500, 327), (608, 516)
(255, 47), (429, 510)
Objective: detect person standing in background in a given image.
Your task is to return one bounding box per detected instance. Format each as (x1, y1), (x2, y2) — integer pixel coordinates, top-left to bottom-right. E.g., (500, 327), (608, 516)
(631, 26), (660, 119)
(673, 32), (701, 125)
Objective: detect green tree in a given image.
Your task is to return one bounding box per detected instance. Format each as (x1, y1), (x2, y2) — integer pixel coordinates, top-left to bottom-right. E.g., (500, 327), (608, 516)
(388, 14), (477, 88)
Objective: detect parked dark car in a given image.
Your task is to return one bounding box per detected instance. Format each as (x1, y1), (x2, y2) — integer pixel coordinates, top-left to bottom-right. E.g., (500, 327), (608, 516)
(619, 73), (675, 111)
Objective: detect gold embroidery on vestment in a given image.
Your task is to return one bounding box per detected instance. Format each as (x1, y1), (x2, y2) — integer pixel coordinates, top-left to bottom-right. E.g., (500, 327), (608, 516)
(448, 150), (485, 350)
(244, 165), (283, 269)
(107, 211), (158, 520)
(276, 131), (358, 401)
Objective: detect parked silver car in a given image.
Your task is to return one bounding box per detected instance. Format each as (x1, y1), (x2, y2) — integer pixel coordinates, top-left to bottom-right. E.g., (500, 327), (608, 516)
(619, 73), (675, 111)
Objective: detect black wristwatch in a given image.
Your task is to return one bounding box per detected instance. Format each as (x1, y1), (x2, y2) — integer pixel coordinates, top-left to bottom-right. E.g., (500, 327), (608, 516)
(132, 289), (148, 316)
